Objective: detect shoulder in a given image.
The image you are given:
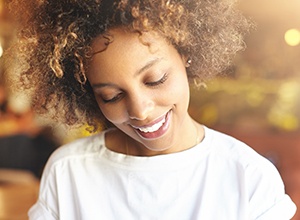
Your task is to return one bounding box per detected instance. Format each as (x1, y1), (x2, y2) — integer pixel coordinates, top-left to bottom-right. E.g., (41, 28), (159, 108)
(204, 127), (282, 185)
(205, 127), (269, 165)
(45, 131), (106, 167)
(204, 127), (297, 218)
(205, 127), (288, 202)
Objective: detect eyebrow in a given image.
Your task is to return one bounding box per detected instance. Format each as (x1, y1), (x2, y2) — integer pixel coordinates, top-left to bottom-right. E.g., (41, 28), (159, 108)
(134, 57), (162, 77)
(91, 57), (162, 89)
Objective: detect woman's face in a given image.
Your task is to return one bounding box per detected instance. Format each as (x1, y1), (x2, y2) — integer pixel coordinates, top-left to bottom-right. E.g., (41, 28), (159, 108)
(87, 28), (195, 154)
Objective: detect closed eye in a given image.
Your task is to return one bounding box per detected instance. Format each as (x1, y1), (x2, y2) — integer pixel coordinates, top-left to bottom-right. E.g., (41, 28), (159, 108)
(145, 73), (168, 87)
(102, 92), (124, 103)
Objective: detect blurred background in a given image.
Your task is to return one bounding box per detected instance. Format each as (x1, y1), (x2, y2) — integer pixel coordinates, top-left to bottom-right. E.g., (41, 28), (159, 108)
(0, 0), (299, 219)
(190, 0), (300, 219)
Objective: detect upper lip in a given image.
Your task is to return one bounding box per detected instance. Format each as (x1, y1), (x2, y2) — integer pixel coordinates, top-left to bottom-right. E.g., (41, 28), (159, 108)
(130, 111), (169, 129)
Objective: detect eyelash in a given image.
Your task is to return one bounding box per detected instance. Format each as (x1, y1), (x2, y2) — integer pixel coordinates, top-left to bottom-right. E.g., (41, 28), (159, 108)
(102, 92), (124, 103)
(145, 73), (168, 87)
(102, 73), (168, 103)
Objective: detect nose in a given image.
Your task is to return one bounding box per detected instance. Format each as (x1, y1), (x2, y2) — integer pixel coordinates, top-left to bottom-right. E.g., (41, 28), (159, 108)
(127, 92), (155, 121)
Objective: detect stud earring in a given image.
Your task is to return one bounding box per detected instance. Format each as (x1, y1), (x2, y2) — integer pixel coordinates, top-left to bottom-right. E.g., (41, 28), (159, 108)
(186, 59), (192, 68)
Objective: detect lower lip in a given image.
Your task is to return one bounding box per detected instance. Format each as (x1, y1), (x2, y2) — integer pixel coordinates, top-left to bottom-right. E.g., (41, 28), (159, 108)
(135, 111), (171, 140)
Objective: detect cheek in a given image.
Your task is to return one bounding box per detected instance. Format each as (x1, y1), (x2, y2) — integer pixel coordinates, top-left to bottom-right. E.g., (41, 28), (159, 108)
(98, 103), (127, 125)
(168, 72), (190, 105)
(177, 81), (190, 107)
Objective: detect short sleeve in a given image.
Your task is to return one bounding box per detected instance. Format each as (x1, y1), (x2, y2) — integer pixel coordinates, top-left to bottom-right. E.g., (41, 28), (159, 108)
(28, 150), (60, 220)
(256, 194), (297, 220)
(28, 202), (57, 220)
(246, 155), (297, 219)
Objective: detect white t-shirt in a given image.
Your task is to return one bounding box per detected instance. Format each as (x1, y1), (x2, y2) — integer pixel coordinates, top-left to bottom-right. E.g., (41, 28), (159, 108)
(28, 126), (296, 220)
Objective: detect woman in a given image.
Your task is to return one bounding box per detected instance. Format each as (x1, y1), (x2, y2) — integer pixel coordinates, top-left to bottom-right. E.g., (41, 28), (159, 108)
(7, 0), (296, 219)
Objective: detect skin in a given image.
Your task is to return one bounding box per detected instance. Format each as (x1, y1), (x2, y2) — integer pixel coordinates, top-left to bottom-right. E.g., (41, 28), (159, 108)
(87, 28), (204, 156)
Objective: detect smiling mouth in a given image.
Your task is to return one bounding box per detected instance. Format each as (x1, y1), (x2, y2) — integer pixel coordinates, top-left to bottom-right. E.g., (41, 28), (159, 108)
(131, 111), (171, 139)
(135, 116), (166, 133)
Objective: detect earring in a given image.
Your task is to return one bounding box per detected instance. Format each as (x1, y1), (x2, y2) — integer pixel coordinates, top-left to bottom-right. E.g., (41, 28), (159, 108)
(186, 59), (192, 68)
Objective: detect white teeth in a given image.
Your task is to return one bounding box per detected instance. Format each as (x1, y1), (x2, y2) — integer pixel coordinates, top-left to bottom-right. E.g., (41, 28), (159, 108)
(137, 117), (166, 133)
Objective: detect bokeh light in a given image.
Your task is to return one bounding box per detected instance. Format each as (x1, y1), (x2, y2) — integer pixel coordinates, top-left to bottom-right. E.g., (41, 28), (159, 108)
(284, 28), (300, 46)
(0, 42), (3, 57)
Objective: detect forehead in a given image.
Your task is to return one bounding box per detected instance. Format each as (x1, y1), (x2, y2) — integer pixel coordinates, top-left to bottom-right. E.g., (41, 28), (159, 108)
(91, 29), (167, 58)
(88, 29), (175, 78)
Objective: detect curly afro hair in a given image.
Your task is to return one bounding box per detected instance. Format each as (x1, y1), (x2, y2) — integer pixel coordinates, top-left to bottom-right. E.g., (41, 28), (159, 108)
(6, 0), (251, 131)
